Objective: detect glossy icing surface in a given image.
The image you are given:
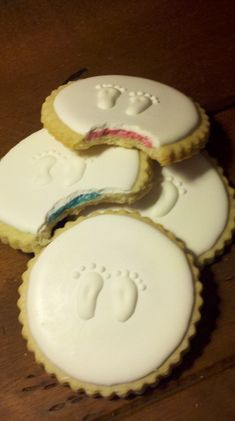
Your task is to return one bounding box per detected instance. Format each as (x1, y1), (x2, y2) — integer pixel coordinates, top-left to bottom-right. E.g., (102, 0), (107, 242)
(131, 154), (229, 256)
(0, 129), (140, 234)
(53, 75), (200, 147)
(27, 213), (194, 385)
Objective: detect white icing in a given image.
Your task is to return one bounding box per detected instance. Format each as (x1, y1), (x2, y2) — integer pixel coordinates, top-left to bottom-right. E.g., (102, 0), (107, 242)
(32, 149), (86, 187)
(33, 155), (57, 186)
(153, 180), (179, 217)
(111, 271), (139, 322)
(53, 75), (200, 147)
(77, 271), (104, 320)
(0, 129), (140, 234)
(130, 154), (229, 256)
(126, 93), (152, 115)
(96, 85), (122, 110)
(27, 213), (194, 385)
(73, 265), (146, 322)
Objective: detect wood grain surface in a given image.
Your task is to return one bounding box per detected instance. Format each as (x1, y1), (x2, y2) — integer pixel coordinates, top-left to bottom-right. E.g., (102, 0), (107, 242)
(0, 1), (234, 420)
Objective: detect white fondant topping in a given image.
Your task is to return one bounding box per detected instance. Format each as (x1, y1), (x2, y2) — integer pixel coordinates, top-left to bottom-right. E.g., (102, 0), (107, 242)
(0, 129), (140, 234)
(131, 154), (229, 256)
(27, 213), (194, 385)
(53, 75), (200, 147)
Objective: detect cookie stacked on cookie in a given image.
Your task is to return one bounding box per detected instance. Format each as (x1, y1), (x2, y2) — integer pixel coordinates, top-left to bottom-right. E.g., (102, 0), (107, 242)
(41, 75), (234, 265)
(41, 75), (209, 165)
(1, 75), (234, 397)
(0, 128), (152, 252)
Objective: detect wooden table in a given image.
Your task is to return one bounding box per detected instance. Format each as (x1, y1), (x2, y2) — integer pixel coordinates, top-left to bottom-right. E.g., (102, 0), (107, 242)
(0, 1), (234, 419)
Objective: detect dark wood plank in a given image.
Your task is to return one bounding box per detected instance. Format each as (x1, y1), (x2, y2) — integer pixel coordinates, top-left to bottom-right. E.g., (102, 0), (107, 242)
(110, 366), (235, 421)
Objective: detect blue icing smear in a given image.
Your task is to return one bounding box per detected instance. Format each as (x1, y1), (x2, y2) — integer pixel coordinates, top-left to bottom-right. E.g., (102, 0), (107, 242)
(47, 192), (101, 223)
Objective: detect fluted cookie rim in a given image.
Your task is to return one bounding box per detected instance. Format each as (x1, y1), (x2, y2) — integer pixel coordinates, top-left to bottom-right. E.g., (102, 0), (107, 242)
(0, 144), (152, 253)
(197, 152), (235, 265)
(41, 81), (210, 166)
(18, 209), (203, 398)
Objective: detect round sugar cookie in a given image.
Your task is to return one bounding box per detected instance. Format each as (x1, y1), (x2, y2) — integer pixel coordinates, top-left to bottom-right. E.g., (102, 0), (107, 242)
(41, 75), (209, 165)
(130, 153), (235, 264)
(0, 129), (151, 252)
(18, 211), (202, 397)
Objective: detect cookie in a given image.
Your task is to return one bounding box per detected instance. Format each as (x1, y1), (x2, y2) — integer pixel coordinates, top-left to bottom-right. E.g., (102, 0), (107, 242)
(0, 129), (152, 253)
(41, 75), (209, 165)
(18, 211), (202, 397)
(131, 153), (235, 264)
(88, 154), (235, 265)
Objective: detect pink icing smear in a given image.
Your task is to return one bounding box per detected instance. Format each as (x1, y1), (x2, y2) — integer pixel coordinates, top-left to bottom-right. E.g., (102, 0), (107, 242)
(86, 128), (152, 148)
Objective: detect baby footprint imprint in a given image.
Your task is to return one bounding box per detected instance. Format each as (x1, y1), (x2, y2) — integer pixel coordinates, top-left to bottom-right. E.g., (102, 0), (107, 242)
(61, 155), (86, 187)
(154, 173), (187, 217)
(126, 91), (159, 115)
(32, 154), (57, 186)
(73, 263), (108, 320)
(111, 270), (146, 322)
(32, 150), (86, 187)
(96, 84), (125, 110)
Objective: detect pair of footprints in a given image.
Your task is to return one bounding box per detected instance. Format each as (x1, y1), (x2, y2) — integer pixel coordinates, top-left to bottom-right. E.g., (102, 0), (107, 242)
(96, 83), (159, 115)
(32, 150), (87, 187)
(73, 264), (146, 322)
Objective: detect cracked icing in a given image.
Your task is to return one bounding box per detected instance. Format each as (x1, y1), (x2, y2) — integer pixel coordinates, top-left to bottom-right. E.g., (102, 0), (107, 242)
(0, 129), (140, 234)
(53, 75), (200, 147)
(26, 213), (194, 385)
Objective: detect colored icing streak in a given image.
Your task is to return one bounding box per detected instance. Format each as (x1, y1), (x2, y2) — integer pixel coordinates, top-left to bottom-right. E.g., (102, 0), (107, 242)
(47, 192), (101, 223)
(86, 128), (152, 148)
